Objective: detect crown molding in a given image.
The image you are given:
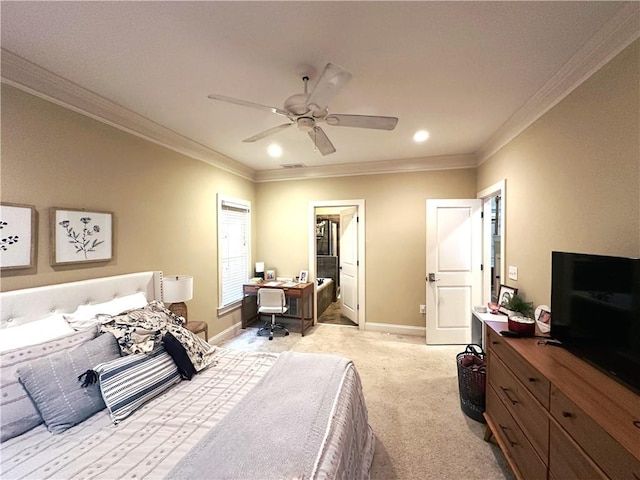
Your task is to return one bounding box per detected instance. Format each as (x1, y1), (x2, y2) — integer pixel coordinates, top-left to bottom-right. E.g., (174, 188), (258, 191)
(254, 154), (477, 182)
(1, 49), (257, 182)
(477, 2), (640, 165)
(3, 0), (637, 183)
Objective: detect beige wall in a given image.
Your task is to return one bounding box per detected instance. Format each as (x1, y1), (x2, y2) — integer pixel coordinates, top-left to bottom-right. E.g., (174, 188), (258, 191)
(0, 84), (256, 336)
(478, 39), (640, 307)
(256, 169), (477, 327)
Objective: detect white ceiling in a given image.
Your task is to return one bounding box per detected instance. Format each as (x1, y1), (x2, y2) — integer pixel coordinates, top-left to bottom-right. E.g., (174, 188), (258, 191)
(1, 2), (638, 181)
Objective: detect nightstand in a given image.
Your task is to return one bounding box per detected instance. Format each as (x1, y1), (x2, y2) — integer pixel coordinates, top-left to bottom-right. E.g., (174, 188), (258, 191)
(184, 321), (208, 341)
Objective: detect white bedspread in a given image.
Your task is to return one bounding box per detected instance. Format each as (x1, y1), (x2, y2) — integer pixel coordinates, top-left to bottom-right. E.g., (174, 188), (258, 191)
(0, 348), (278, 479)
(0, 347), (374, 480)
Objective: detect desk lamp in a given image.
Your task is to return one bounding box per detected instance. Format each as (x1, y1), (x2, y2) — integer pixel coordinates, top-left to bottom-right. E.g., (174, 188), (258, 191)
(163, 275), (193, 320)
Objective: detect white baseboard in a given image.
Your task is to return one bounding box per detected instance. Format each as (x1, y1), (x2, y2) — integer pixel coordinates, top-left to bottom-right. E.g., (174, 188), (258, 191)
(209, 321), (243, 345)
(210, 320), (426, 344)
(364, 322), (426, 337)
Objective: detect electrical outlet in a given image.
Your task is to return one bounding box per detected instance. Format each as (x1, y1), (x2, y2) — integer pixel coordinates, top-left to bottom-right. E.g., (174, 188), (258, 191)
(419, 304), (426, 314)
(508, 265), (518, 281)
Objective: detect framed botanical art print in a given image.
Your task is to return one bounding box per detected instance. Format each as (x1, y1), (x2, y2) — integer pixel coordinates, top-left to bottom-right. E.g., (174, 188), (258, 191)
(0, 203), (36, 270)
(51, 207), (113, 266)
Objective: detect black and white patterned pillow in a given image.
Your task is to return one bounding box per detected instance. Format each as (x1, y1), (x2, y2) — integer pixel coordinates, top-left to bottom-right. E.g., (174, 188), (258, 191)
(94, 347), (181, 424)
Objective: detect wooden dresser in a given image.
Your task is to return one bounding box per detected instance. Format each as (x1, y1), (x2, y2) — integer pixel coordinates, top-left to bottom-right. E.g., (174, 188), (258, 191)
(484, 321), (640, 480)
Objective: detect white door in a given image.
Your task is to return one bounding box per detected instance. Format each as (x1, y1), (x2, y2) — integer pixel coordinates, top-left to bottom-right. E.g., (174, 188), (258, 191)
(339, 207), (358, 324)
(426, 199), (482, 344)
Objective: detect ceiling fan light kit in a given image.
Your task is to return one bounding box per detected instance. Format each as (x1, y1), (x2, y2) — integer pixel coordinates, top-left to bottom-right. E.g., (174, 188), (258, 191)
(208, 62), (398, 156)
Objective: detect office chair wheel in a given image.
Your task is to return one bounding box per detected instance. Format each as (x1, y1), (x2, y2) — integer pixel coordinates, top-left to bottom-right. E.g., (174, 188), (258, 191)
(269, 336), (273, 340)
(285, 331), (289, 336)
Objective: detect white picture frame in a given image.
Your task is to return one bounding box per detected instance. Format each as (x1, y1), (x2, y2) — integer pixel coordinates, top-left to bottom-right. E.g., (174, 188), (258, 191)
(51, 207), (113, 266)
(0, 203), (36, 270)
(298, 270), (308, 283)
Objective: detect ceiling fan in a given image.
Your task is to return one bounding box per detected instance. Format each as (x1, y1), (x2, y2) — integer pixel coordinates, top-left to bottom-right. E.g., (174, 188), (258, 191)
(207, 63), (398, 156)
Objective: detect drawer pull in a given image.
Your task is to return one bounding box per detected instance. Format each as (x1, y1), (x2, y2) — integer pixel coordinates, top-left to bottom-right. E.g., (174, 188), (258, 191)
(528, 377), (536, 383)
(500, 386), (519, 405)
(634, 420), (640, 429)
(499, 424), (518, 447)
(562, 411), (572, 418)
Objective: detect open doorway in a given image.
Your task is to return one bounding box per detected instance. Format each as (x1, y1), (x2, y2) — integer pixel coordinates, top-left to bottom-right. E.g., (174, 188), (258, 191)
(478, 180), (506, 303)
(308, 200), (366, 329)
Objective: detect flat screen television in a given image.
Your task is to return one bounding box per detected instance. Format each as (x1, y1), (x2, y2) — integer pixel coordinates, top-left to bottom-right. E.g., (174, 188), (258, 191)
(551, 251), (640, 395)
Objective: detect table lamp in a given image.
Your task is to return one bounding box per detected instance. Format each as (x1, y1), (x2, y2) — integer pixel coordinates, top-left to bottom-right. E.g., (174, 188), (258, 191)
(163, 275), (193, 320)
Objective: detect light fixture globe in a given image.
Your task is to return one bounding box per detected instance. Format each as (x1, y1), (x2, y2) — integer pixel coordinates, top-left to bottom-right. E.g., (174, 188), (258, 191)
(296, 117), (315, 132)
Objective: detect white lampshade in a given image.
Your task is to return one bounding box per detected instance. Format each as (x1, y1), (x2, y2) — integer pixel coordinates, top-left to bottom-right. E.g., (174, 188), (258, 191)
(163, 275), (194, 303)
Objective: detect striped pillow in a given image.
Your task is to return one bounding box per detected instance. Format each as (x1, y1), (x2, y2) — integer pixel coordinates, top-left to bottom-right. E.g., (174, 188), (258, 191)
(95, 347), (181, 424)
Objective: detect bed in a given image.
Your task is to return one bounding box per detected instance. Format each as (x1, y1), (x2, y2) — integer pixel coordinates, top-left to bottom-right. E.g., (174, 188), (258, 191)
(0, 272), (374, 479)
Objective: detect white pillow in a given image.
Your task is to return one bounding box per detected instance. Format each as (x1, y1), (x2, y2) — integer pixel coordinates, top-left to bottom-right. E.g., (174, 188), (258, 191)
(0, 314), (76, 352)
(64, 292), (148, 330)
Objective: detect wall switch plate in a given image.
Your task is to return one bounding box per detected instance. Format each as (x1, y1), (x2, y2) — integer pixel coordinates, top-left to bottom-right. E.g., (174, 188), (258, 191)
(419, 304), (426, 314)
(508, 266), (518, 281)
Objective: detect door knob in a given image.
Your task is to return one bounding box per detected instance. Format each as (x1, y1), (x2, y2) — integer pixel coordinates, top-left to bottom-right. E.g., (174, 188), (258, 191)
(427, 273), (440, 282)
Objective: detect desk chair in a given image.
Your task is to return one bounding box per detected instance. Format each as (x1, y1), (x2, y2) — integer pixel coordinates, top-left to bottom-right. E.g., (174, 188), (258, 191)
(257, 288), (289, 340)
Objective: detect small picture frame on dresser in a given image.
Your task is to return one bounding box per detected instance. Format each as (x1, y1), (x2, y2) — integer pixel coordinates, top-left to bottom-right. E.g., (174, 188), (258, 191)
(497, 284), (518, 315)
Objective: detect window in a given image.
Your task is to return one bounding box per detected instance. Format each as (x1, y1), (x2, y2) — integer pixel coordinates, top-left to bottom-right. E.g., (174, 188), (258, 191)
(217, 195), (250, 310)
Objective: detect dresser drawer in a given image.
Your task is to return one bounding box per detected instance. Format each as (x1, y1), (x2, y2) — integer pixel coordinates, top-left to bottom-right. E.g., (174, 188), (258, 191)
(549, 421), (607, 480)
(551, 386), (640, 479)
(487, 385), (547, 480)
(487, 327), (550, 408)
(489, 355), (549, 462)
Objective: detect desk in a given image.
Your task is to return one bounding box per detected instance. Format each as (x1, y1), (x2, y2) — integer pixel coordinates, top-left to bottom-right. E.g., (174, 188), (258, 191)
(242, 281), (314, 336)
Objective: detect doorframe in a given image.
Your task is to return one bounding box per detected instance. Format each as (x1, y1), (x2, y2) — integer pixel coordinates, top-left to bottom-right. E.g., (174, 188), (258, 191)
(477, 179), (506, 303)
(308, 199), (366, 330)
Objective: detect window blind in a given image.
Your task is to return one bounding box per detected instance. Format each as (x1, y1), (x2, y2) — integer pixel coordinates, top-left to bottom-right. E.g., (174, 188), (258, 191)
(218, 196), (250, 308)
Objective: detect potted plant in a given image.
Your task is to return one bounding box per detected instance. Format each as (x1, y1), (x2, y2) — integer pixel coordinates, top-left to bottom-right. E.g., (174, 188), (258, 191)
(501, 294), (536, 336)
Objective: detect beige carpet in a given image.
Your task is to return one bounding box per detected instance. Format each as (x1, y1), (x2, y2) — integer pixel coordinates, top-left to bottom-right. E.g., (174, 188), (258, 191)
(218, 322), (515, 480)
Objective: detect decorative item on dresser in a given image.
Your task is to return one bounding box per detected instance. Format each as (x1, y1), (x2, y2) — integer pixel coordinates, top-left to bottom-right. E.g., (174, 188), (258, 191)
(483, 321), (640, 480)
(162, 274), (207, 340)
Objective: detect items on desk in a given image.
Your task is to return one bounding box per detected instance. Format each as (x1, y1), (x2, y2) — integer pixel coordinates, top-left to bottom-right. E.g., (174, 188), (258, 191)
(255, 262), (265, 280)
(263, 281), (281, 287)
(265, 269), (276, 280)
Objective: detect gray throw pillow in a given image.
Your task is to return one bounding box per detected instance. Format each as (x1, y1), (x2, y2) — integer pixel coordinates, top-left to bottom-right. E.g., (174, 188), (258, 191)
(0, 326), (99, 442)
(17, 332), (121, 434)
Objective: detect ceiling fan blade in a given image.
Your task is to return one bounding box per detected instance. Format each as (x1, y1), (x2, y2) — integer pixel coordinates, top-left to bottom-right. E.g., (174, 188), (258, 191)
(306, 63), (352, 113)
(308, 126), (336, 156)
(325, 114), (398, 130)
(242, 123), (292, 143)
(208, 94), (291, 118)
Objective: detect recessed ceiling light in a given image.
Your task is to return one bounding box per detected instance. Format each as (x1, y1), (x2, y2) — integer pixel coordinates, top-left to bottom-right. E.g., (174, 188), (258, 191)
(267, 143), (282, 157)
(413, 130), (430, 142)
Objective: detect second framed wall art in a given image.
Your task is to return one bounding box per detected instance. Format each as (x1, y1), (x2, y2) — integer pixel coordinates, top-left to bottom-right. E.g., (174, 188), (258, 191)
(51, 208), (113, 266)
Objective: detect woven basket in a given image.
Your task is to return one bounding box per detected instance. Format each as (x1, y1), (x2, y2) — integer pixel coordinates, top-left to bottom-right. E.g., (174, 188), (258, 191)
(456, 344), (487, 423)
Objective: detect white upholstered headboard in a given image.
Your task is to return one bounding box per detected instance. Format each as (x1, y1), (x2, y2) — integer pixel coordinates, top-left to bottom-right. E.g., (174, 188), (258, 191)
(0, 271), (163, 329)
